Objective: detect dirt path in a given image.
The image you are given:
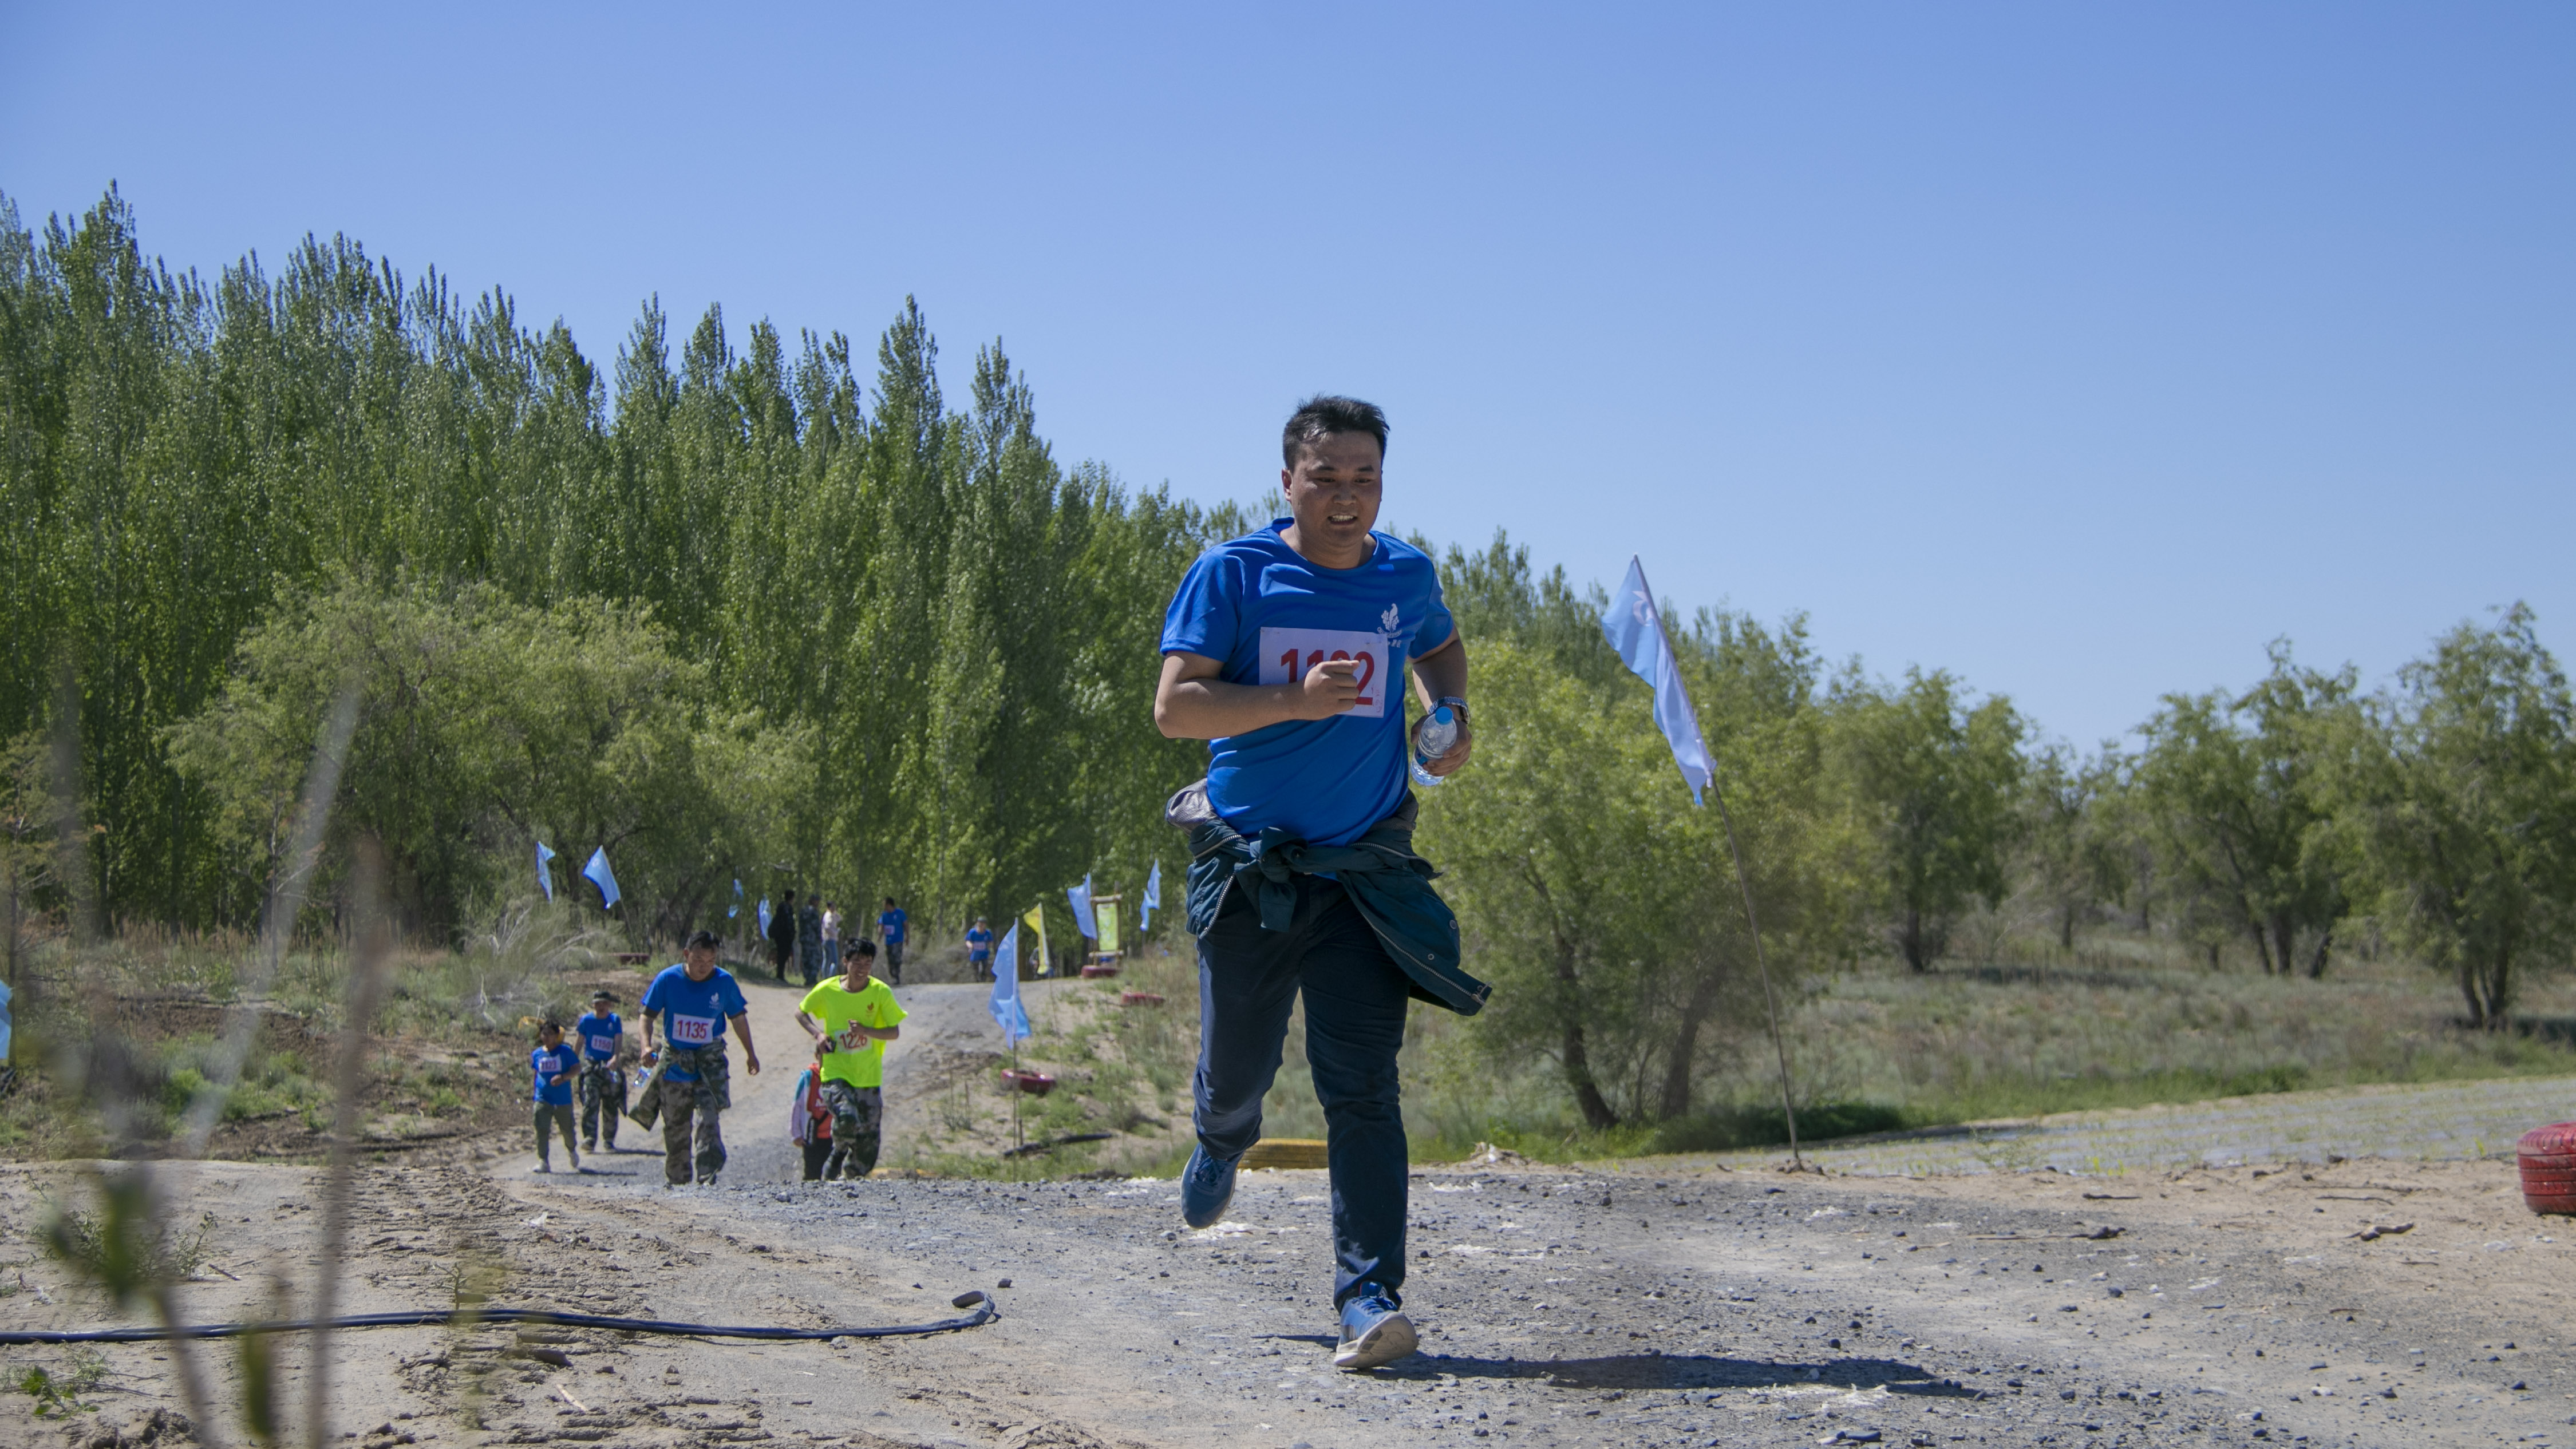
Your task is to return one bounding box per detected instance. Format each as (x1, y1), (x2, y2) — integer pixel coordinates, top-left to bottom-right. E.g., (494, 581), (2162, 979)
(6, 1150), (2570, 1448)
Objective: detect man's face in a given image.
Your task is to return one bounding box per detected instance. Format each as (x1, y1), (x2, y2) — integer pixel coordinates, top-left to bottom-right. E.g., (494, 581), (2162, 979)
(1281, 433), (1383, 560)
(846, 952), (875, 984)
(683, 945), (717, 980)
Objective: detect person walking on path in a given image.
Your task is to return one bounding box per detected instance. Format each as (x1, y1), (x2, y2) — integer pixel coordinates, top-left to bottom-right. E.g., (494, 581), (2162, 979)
(793, 938), (906, 1179)
(762, 896), (793, 988)
(797, 895), (825, 988)
(529, 1020), (582, 1175)
(1152, 395), (1485, 1372)
(767, 889), (798, 983)
(790, 1054), (835, 1181)
(641, 929), (762, 1187)
(964, 917), (994, 982)
(574, 989), (629, 1154)
(821, 901), (843, 976)
(876, 898), (907, 985)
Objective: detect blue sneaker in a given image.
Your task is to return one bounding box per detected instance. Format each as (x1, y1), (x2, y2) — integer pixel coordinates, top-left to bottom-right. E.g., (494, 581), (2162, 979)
(1333, 1284), (1417, 1370)
(1179, 1145), (1239, 1229)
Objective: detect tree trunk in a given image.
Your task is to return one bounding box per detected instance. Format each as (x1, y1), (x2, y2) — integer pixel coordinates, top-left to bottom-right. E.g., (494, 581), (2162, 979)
(2458, 955), (2487, 1028)
(1657, 970), (1724, 1121)
(2271, 917), (2297, 981)
(2057, 901), (2076, 952)
(2247, 921), (2278, 976)
(1901, 908), (1929, 972)
(2303, 925), (2333, 980)
(1563, 1019), (1619, 1130)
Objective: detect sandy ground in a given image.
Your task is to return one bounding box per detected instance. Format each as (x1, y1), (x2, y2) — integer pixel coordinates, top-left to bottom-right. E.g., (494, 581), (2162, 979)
(5, 1148), (2570, 1448)
(6, 975), (2572, 1447)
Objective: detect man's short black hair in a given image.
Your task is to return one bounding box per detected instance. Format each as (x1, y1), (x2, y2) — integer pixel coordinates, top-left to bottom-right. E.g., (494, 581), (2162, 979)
(1282, 395), (1389, 469)
(883, 896), (897, 906)
(539, 1018), (563, 1035)
(687, 929), (720, 951)
(852, 939), (878, 958)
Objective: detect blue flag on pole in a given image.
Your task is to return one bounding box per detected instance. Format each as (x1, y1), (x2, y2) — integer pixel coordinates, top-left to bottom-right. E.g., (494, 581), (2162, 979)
(582, 847), (621, 909)
(729, 878), (742, 920)
(1139, 861), (1162, 936)
(987, 921), (1030, 1042)
(535, 842), (556, 902)
(1066, 873), (1097, 940)
(1602, 555), (1715, 804)
(757, 898), (772, 937)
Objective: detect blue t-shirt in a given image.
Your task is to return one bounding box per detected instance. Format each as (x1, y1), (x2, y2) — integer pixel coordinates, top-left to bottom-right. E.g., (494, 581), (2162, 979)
(642, 964), (749, 1083)
(964, 925), (993, 959)
(531, 1042), (579, 1104)
(575, 1011), (623, 1063)
(1160, 521), (1457, 846)
(879, 908), (907, 943)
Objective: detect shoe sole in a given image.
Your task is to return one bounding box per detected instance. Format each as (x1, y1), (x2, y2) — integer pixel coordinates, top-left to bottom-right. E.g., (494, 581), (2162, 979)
(1333, 1311), (1417, 1371)
(1181, 1157), (1238, 1230)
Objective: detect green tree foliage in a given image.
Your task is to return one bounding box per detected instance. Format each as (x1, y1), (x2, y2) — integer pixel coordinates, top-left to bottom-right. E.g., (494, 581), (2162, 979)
(2020, 742), (2128, 949)
(2133, 646), (2354, 977)
(0, 189), (1208, 943)
(2326, 605), (2576, 1026)
(1419, 537), (1858, 1127)
(1832, 668), (2026, 971)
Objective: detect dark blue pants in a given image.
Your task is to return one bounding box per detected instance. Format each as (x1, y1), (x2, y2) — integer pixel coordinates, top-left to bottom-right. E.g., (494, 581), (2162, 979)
(1194, 876), (1411, 1309)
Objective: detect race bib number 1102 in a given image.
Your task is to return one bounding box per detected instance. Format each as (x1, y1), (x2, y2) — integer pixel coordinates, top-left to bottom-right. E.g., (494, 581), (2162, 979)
(1258, 627), (1393, 720)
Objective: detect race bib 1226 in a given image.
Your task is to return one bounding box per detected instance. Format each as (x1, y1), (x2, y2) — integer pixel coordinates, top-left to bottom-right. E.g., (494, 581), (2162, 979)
(1258, 627), (1393, 719)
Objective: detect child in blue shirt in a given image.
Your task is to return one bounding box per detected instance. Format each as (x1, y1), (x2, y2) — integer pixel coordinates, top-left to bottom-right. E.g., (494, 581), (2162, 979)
(529, 1020), (582, 1174)
(574, 990), (627, 1154)
(964, 918), (994, 981)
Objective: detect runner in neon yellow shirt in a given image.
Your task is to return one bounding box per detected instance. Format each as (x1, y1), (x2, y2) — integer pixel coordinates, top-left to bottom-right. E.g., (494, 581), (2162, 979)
(794, 938), (906, 1178)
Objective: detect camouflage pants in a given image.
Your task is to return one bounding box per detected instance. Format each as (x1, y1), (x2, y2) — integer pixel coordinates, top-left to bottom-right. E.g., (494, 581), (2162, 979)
(655, 1047), (732, 1185)
(818, 1080), (882, 1179)
(578, 1062), (626, 1147)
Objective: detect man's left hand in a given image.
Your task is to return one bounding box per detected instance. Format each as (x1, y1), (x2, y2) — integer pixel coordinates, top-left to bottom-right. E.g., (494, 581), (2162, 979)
(1424, 718), (1474, 778)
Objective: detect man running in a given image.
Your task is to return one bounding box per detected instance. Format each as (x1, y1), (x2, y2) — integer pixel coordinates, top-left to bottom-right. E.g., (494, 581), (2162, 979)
(964, 917), (994, 982)
(1153, 395), (1485, 1372)
(876, 898), (907, 985)
(795, 938), (906, 1179)
(641, 929), (762, 1186)
(574, 989), (627, 1153)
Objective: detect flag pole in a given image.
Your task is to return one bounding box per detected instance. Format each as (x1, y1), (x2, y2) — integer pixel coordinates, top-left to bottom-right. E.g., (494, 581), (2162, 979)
(1645, 596), (1804, 1170)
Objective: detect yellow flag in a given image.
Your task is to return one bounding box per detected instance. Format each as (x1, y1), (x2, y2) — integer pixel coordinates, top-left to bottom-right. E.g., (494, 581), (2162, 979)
(1096, 901), (1121, 955)
(1024, 904), (1049, 977)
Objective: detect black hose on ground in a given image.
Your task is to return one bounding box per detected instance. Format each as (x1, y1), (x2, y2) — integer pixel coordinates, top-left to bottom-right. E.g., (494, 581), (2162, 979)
(0, 1298), (996, 1346)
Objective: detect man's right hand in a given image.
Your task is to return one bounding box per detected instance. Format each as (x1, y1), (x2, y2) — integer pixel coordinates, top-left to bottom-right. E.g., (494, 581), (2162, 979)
(1294, 658), (1362, 719)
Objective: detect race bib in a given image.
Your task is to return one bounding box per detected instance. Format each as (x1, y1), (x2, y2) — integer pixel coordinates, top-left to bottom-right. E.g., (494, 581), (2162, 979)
(586, 1034), (618, 1056)
(1258, 627), (1392, 719)
(669, 1014), (716, 1046)
(835, 1023), (875, 1052)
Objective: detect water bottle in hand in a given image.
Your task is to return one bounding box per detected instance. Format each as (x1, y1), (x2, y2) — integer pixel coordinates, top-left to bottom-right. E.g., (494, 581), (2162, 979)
(1409, 705), (1461, 787)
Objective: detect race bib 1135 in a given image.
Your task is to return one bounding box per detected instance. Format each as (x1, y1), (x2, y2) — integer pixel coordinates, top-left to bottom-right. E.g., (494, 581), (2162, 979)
(669, 1015), (716, 1046)
(1258, 627), (1393, 720)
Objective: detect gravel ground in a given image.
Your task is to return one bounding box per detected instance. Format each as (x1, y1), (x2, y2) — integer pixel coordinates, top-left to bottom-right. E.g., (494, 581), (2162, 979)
(4, 1151), (2567, 1448)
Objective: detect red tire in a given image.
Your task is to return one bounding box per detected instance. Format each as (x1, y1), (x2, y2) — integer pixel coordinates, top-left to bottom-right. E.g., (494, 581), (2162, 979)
(2518, 1124), (2576, 1214)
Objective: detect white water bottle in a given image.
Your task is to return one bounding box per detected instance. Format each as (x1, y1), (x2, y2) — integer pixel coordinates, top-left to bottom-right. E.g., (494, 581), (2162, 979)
(1409, 705), (1461, 787)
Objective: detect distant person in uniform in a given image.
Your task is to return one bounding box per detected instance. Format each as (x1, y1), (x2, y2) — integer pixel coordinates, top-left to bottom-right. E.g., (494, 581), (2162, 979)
(767, 889), (798, 983)
(797, 895), (825, 988)
(528, 1020), (582, 1175)
(574, 989), (627, 1154)
(964, 917), (994, 982)
(877, 898), (907, 985)
(641, 929), (762, 1187)
(795, 938), (906, 1179)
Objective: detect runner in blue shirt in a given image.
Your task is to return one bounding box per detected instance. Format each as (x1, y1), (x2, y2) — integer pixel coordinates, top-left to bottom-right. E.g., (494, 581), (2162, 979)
(1153, 396), (1473, 1372)
(963, 917), (994, 982)
(574, 989), (627, 1154)
(877, 898), (908, 985)
(528, 1020), (582, 1174)
(640, 930), (762, 1187)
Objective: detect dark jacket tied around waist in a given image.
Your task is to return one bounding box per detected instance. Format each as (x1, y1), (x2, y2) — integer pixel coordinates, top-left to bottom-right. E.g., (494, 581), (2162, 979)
(1168, 779), (1491, 1016)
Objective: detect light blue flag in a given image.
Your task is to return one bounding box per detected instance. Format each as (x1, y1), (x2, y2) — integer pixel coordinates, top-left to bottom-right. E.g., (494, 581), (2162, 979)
(535, 842), (556, 902)
(1602, 555), (1715, 803)
(582, 847), (621, 909)
(729, 878), (742, 920)
(987, 921), (1030, 1042)
(1066, 873), (1097, 940)
(1139, 860), (1162, 936)
(758, 898), (772, 937)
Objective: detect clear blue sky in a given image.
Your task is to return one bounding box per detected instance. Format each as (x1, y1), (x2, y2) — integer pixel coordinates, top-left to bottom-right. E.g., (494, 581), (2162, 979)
(7, 3), (2569, 749)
